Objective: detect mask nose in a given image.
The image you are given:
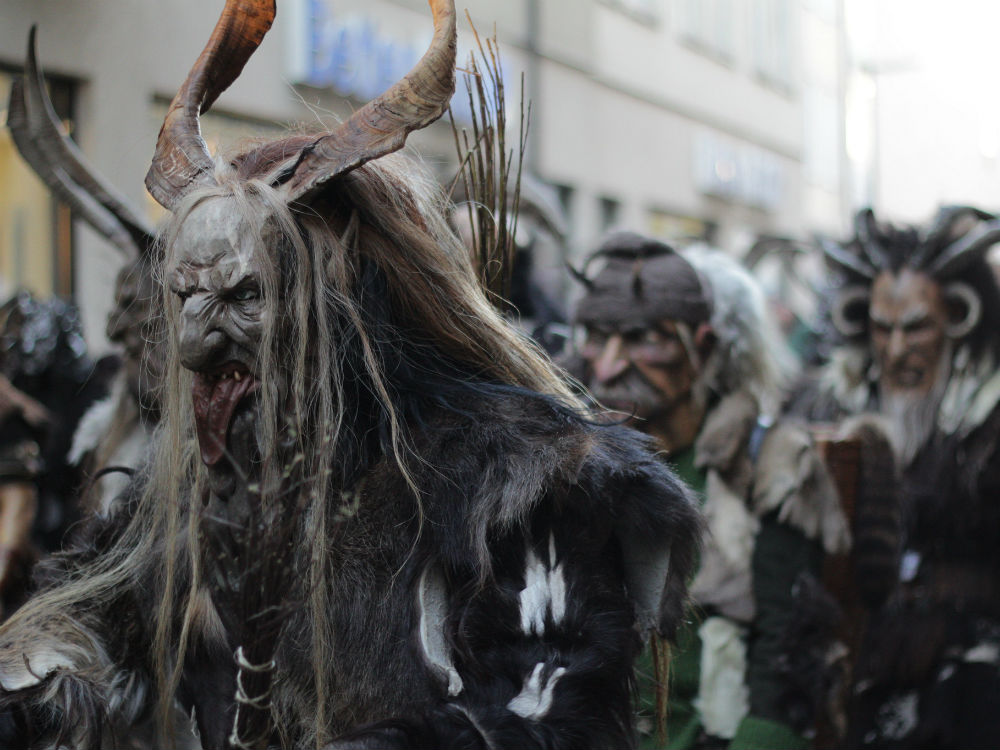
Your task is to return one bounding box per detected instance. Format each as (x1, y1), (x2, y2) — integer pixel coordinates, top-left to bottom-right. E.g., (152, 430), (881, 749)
(178, 294), (227, 372)
(887, 326), (907, 362)
(591, 335), (629, 384)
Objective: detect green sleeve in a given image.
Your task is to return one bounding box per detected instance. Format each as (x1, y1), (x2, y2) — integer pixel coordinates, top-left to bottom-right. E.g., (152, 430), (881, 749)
(729, 714), (809, 750)
(741, 511), (823, 741)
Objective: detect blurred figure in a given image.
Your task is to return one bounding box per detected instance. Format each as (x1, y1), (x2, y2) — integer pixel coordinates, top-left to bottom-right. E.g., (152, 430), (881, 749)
(791, 206), (1000, 749)
(8, 30), (164, 518)
(0, 292), (109, 615)
(743, 236), (825, 367)
(566, 232), (849, 749)
(449, 175), (571, 354)
(0, 371), (48, 615)
(67, 256), (162, 516)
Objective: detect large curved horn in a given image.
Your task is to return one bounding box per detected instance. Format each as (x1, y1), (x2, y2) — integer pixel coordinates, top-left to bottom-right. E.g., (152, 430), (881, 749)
(854, 208), (890, 271)
(742, 236), (802, 270)
(927, 218), (1000, 279)
(284, 0), (457, 202)
(7, 28), (154, 257)
(819, 236), (875, 280)
(914, 205), (994, 269)
(145, 0), (276, 210)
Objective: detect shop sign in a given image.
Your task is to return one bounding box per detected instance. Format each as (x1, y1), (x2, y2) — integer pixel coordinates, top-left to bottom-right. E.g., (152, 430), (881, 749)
(288, 0), (507, 125)
(693, 130), (784, 211)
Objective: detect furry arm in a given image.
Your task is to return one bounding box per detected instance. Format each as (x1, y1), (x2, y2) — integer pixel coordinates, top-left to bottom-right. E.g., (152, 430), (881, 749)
(0, 484), (157, 748)
(326, 426), (701, 750)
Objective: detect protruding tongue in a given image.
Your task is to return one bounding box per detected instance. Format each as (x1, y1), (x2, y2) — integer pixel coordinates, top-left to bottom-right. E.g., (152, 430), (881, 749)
(192, 373), (254, 466)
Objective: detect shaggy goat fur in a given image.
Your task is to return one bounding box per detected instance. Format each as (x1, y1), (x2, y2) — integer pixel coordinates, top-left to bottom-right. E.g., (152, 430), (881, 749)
(0, 149), (701, 750)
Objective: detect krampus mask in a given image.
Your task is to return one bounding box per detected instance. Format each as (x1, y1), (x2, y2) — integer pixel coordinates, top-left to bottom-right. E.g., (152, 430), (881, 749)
(146, 0), (459, 487)
(824, 207), (1000, 394)
(0, 3), (701, 748)
(821, 207), (1000, 461)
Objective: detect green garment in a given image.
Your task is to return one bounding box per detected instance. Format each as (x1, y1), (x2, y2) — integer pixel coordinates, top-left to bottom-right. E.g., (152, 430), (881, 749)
(729, 715), (809, 750)
(669, 445), (706, 500)
(635, 451), (816, 749)
(636, 618), (703, 750)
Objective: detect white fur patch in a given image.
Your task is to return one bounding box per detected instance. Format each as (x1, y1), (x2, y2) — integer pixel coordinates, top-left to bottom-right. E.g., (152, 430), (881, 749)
(964, 642), (1000, 664)
(518, 534), (566, 636)
(68, 393), (117, 465)
(0, 646), (77, 691)
(417, 563), (464, 696)
(507, 662), (567, 720)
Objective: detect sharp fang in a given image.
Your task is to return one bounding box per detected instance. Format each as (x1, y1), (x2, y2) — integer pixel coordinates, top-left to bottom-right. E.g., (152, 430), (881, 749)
(234, 372), (242, 382)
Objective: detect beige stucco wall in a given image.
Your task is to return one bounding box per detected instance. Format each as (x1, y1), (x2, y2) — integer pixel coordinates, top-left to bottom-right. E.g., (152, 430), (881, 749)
(1, 0), (848, 352)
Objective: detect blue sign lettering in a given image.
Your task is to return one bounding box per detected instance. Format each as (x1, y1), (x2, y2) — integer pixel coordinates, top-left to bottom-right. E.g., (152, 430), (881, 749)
(301, 0), (512, 126)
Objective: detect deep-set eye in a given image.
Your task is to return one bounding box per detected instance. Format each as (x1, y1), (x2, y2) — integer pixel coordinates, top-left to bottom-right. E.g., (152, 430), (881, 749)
(584, 329), (609, 349)
(904, 318), (931, 334)
(231, 286), (260, 303)
(642, 329), (668, 345)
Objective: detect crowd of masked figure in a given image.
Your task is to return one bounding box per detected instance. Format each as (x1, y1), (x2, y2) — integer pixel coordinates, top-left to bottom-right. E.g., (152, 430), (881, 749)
(2, 197), (996, 750)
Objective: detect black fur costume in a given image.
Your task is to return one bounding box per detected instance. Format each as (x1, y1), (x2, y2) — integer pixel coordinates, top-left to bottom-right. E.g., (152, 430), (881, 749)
(842, 404), (1000, 750)
(0, 389), (701, 749)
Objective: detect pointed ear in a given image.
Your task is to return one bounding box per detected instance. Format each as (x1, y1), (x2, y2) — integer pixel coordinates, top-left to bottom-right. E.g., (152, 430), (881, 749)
(694, 323), (716, 361)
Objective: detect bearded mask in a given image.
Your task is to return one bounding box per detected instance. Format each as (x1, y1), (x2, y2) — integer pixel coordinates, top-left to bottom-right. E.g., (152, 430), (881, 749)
(572, 233), (714, 442)
(826, 207), (994, 401)
(868, 267), (979, 397)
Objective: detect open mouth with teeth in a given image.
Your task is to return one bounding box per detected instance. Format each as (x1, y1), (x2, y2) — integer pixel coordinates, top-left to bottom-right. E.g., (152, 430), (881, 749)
(191, 362), (260, 467)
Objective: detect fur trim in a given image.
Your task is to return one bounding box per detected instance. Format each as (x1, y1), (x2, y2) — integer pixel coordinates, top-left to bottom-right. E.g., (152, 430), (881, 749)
(694, 391), (757, 492)
(0, 392), (703, 748)
(68, 392), (118, 466)
(752, 422), (851, 555)
(772, 572), (844, 734)
(695, 390), (850, 554)
(940, 346), (1000, 437)
(817, 346), (873, 416)
(689, 470), (758, 622)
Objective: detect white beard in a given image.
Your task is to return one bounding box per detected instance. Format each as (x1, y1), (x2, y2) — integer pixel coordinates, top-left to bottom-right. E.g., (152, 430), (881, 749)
(880, 346), (952, 467)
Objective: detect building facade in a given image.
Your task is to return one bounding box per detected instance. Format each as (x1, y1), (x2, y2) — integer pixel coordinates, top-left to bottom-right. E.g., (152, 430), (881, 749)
(0, 0), (849, 350)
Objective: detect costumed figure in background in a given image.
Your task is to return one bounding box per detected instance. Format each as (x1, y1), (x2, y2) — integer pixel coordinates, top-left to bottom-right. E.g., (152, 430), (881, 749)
(790, 206), (1000, 749)
(0, 2), (701, 748)
(7, 28), (165, 519)
(565, 232), (849, 749)
(742, 236), (824, 367)
(0, 291), (107, 617)
(0, 368), (48, 617)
